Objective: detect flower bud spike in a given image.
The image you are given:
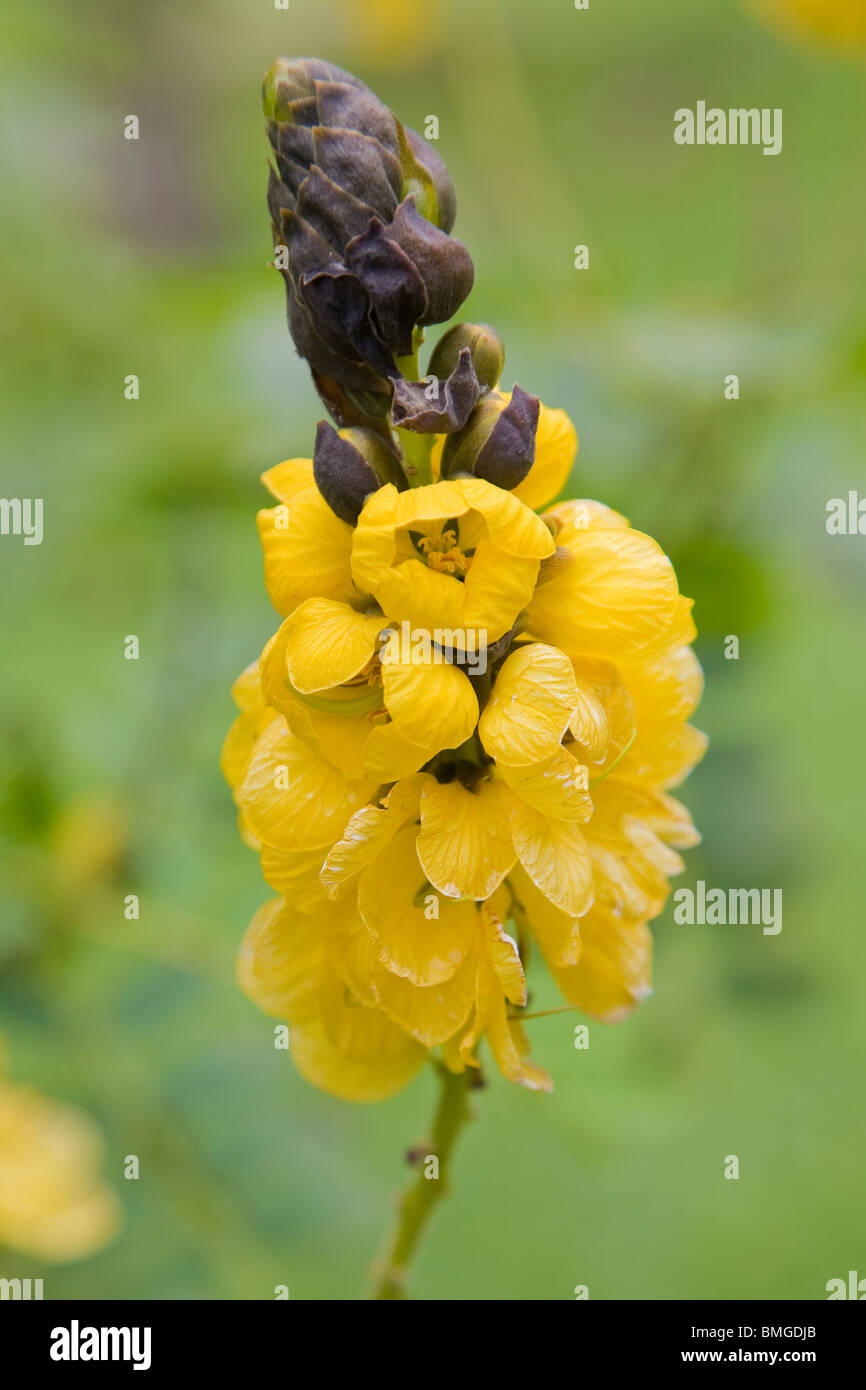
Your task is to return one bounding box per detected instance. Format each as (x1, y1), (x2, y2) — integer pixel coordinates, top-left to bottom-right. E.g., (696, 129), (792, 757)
(263, 57), (470, 416)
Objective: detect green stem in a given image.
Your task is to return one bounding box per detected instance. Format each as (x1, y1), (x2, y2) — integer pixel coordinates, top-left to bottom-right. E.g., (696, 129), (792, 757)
(370, 1065), (473, 1299)
(397, 426), (435, 487)
(394, 332), (435, 488)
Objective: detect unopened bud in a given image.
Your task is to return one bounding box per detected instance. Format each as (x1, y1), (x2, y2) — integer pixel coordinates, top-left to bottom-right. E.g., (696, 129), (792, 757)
(313, 422), (405, 525)
(428, 323), (505, 392)
(263, 57), (473, 417)
(441, 386), (540, 491)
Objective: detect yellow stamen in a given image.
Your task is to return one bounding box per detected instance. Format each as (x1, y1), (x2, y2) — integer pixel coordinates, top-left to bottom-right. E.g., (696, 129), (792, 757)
(416, 528), (472, 575)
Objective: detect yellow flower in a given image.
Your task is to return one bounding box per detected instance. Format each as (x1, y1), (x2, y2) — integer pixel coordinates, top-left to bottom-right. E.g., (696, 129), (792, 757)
(351, 475), (554, 643)
(0, 1046), (120, 1262)
(226, 392), (705, 1100)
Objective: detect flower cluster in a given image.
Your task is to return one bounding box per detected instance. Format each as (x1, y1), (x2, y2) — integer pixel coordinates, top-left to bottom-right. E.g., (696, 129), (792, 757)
(224, 59), (706, 1101)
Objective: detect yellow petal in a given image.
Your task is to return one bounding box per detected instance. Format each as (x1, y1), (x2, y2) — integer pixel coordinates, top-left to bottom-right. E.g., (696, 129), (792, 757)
(362, 722), (436, 780)
(382, 654), (478, 752)
(528, 527), (679, 657)
(495, 746), (592, 822)
(285, 598), (383, 693)
(376, 557), (465, 632)
(479, 642), (579, 767)
(461, 540), (540, 642)
(259, 845), (329, 912)
(238, 898), (425, 1101)
(257, 462), (354, 615)
(357, 824), (477, 985)
(375, 948), (478, 1046)
(480, 896), (527, 1006)
(505, 790), (594, 916)
(237, 716), (376, 852)
(484, 1009), (553, 1092)
(261, 457), (315, 504)
(508, 860), (582, 967)
(459, 476), (555, 560)
(545, 497), (629, 549)
(320, 804), (397, 899)
(417, 777), (516, 900)
(512, 403), (578, 511)
(550, 906), (652, 1022)
(569, 656), (635, 765)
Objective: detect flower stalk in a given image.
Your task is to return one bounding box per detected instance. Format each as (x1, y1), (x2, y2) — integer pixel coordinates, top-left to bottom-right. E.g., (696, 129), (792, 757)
(370, 1064), (474, 1300)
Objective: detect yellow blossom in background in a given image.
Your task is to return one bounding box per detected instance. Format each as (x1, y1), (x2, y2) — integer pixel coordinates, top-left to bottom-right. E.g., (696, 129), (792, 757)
(339, 0), (443, 69)
(749, 0), (866, 52)
(0, 1043), (120, 1262)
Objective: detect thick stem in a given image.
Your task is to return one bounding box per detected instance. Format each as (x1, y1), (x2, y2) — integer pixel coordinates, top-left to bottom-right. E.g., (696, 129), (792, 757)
(370, 1064), (473, 1299)
(394, 331), (435, 488)
(397, 425), (435, 487)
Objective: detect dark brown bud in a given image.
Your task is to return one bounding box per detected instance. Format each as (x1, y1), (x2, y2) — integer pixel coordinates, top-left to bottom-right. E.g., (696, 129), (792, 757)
(428, 323), (506, 391)
(440, 386), (540, 490)
(391, 347), (484, 434)
(313, 422), (405, 525)
(263, 57), (473, 419)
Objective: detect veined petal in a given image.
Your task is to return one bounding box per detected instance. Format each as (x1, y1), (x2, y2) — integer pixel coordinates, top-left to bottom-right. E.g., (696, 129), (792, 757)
(238, 898), (426, 1102)
(550, 906), (652, 1022)
(512, 403), (578, 511)
(479, 643), (579, 767)
(285, 597), (383, 693)
(495, 747), (592, 822)
(461, 540), (540, 642)
(351, 484), (401, 596)
(569, 656), (635, 765)
(320, 804), (395, 899)
(505, 789), (594, 917)
(318, 772), (433, 900)
(358, 824), (477, 985)
(480, 895), (527, 1006)
(376, 557), (465, 632)
(257, 460), (355, 615)
(288, 1014), (425, 1104)
(259, 845), (329, 912)
(417, 778), (516, 900)
(508, 860), (582, 967)
(237, 716), (377, 851)
(544, 497), (629, 549)
(382, 654), (478, 751)
(528, 527), (679, 658)
(261, 458), (315, 504)
(459, 476), (555, 560)
(484, 1012), (553, 1092)
(462, 932), (551, 1091)
(260, 625), (377, 780)
(375, 948), (477, 1047)
(362, 722), (436, 780)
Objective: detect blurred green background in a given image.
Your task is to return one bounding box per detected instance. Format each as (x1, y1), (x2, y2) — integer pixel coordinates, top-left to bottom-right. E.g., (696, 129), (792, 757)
(1, 0), (864, 1300)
